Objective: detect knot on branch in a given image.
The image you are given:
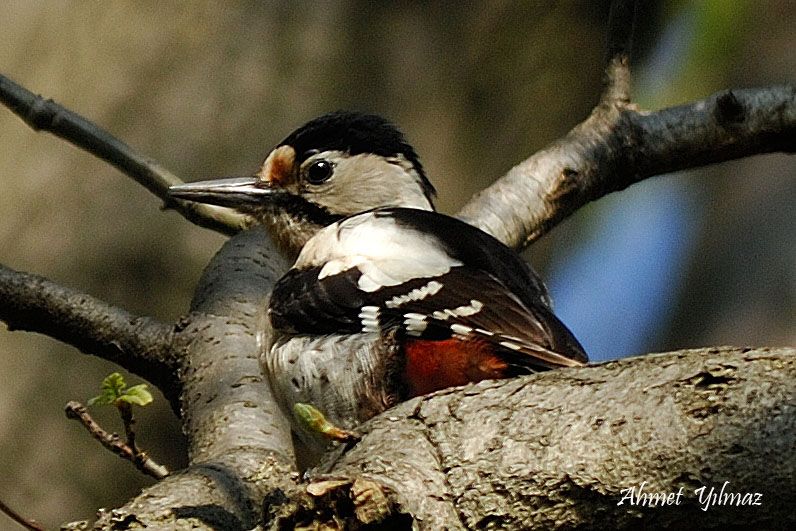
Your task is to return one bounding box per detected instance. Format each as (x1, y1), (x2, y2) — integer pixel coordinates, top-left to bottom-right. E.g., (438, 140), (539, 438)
(262, 477), (411, 529)
(26, 95), (58, 131)
(714, 90), (747, 127)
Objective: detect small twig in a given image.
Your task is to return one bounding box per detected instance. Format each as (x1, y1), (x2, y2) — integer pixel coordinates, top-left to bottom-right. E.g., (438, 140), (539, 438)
(65, 401), (169, 480)
(117, 402), (138, 454)
(0, 497), (45, 531)
(600, 0), (638, 105)
(0, 72), (246, 235)
(0, 263), (181, 410)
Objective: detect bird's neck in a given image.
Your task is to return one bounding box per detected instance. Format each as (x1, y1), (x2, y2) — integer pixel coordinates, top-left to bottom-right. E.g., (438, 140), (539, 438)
(262, 210), (325, 261)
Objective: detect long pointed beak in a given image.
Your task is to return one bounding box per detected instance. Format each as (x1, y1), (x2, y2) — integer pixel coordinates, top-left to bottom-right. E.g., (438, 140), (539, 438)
(168, 177), (282, 209)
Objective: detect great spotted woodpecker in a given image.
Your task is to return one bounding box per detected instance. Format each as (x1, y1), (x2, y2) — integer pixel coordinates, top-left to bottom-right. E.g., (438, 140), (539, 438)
(169, 111), (587, 454)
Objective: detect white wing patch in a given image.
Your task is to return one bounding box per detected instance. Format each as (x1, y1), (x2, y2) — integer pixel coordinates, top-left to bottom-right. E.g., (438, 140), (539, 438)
(318, 255), (364, 280)
(297, 213), (461, 292)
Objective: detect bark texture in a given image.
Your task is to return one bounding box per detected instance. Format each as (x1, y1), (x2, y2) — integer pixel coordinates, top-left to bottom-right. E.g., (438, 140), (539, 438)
(260, 346), (794, 530)
(88, 228), (298, 530)
(459, 86), (796, 249)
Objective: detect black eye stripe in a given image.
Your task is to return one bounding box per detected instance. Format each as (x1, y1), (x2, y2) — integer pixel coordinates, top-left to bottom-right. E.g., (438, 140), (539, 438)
(269, 193), (343, 227)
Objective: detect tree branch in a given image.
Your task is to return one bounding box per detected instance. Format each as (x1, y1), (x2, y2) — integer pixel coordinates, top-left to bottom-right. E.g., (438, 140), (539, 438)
(457, 85), (796, 249)
(65, 401), (169, 480)
(456, 0), (793, 250)
(90, 228), (298, 530)
(0, 2), (789, 528)
(271, 347), (795, 529)
(0, 263), (180, 405)
(0, 498), (45, 531)
(601, 0), (637, 105)
(0, 73), (247, 236)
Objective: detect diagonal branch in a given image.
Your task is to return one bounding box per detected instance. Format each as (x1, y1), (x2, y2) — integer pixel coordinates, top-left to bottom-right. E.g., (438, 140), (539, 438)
(0, 73), (247, 236)
(457, 0), (794, 249)
(457, 85), (796, 248)
(0, 263), (180, 405)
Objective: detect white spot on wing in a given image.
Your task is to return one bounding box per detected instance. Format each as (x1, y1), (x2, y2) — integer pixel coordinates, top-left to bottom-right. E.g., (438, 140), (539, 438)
(450, 324), (473, 337)
(456, 299), (483, 317)
(431, 299), (484, 321)
(386, 280), (443, 308)
(403, 312), (428, 336)
(358, 306), (381, 333)
(499, 341), (523, 351)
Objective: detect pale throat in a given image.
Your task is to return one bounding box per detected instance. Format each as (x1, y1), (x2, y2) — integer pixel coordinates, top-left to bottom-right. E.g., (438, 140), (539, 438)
(264, 210), (325, 261)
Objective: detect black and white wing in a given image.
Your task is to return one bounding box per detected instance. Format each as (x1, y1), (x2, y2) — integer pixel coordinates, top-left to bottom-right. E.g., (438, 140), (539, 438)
(269, 208), (588, 369)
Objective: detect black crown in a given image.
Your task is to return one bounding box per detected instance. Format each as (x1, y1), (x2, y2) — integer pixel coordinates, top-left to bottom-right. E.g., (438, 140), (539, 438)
(279, 111), (436, 199)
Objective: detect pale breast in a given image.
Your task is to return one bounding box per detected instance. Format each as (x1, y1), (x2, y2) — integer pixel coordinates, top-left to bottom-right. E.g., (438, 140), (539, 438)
(260, 332), (400, 454)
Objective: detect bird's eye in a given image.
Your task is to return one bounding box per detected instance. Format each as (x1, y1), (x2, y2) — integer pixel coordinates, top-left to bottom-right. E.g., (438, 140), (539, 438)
(305, 159), (334, 184)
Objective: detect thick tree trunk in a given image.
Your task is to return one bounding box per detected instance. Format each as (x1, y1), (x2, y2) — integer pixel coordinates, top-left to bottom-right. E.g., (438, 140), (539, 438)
(267, 346), (795, 530)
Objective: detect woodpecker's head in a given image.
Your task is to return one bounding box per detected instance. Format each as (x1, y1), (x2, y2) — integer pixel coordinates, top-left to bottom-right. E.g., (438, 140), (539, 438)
(169, 111), (436, 256)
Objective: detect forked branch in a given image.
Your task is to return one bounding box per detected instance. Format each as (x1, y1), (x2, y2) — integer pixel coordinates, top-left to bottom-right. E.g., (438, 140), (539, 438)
(458, 85), (796, 248)
(65, 401), (169, 480)
(457, 0), (794, 249)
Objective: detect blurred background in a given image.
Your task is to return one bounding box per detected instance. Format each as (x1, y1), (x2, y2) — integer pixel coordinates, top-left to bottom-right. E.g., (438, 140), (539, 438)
(0, 1), (793, 527)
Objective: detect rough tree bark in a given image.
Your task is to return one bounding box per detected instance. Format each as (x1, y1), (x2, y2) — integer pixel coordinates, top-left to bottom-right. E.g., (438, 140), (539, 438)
(1, 1), (794, 529)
